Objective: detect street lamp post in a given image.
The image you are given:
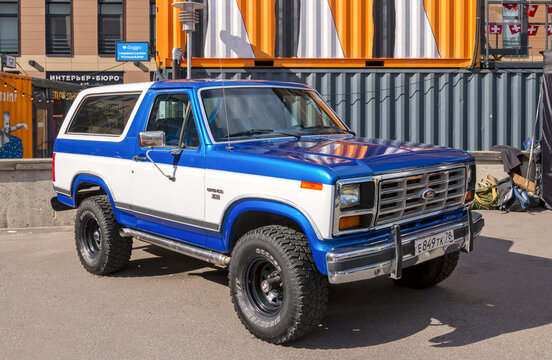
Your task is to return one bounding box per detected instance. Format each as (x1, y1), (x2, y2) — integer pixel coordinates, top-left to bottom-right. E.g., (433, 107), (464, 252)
(171, 1), (206, 80)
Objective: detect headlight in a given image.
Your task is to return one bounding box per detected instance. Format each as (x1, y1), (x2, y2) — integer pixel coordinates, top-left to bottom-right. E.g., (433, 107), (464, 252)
(340, 184), (360, 209)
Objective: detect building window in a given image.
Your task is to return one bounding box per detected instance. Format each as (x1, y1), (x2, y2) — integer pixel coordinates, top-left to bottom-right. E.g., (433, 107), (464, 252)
(98, 0), (123, 56)
(0, 0), (19, 54)
(46, 0), (72, 56)
(150, 0), (156, 58)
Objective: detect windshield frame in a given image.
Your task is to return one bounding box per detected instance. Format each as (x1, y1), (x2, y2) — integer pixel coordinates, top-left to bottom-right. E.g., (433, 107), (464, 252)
(196, 85), (350, 145)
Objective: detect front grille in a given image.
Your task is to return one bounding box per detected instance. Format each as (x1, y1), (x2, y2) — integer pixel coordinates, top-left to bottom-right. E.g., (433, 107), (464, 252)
(376, 167), (466, 226)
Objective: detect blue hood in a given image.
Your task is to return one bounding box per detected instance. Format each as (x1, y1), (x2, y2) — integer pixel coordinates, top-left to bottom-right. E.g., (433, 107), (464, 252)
(208, 136), (472, 184)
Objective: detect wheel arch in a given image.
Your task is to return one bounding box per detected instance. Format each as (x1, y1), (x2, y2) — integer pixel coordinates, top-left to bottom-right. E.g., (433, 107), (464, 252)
(220, 198), (327, 273)
(71, 173), (117, 209)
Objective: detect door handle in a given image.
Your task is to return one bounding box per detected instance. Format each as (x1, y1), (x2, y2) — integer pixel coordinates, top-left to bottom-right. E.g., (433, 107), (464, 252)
(133, 155), (147, 162)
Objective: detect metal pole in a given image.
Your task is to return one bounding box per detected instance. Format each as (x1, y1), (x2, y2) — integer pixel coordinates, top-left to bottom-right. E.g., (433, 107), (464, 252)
(485, 1), (489, 68)
(172, 47), (182, 80)
(186, 31), (192, 79)
(171, 2), (205, 80)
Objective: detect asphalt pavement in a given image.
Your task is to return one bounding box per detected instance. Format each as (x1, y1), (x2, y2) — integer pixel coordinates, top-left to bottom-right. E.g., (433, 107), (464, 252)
(1, 210), (551, 359)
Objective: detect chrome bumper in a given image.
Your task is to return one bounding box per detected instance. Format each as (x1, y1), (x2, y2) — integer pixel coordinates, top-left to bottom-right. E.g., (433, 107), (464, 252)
(326, 209), (484, 284)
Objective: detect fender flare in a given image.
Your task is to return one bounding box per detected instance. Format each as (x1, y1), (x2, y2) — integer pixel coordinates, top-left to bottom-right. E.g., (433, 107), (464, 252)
(220, 198), (329, 274)
(68, 173), (125, 223)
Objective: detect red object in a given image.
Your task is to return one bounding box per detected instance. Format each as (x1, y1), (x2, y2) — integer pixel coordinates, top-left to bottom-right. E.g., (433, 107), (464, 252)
(503, 4), (517, 11)
(509, 24), (522, 34)
(526, 5), (538, 17)
(549, 6), (552, 14)
(52, 153), (56, 182)
(548, 25), (552, 36)
(528, 25), (539, 36)
(489, 24), (503, 35)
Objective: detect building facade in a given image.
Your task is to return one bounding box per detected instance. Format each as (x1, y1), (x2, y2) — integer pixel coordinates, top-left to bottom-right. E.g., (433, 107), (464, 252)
(1, 0), (156, 85)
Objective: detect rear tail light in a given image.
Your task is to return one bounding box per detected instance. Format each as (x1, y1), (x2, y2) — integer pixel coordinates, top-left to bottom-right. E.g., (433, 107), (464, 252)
(52, 153), (56, 182)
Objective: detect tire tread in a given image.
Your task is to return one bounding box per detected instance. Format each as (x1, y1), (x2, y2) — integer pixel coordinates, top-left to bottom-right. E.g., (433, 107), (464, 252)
(230, 225), (328, 344)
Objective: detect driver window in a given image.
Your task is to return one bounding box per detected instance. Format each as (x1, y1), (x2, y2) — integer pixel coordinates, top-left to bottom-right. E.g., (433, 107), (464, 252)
(147, 93), (199, 147)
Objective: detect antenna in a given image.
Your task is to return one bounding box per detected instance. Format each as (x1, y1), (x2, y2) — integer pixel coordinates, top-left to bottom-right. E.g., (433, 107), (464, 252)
(220, 58), (233, 150)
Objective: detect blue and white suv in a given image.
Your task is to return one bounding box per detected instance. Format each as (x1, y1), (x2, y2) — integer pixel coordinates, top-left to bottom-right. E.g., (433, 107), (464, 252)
(52, 79), (484, 343)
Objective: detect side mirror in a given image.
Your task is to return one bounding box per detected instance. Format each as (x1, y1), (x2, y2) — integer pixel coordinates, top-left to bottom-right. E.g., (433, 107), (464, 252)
(139, 131), (165, 148)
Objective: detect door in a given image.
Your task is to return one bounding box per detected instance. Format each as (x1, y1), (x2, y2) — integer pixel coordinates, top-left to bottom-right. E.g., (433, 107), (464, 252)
(34, 105), (52, 158)
(130, 91), (206, 246)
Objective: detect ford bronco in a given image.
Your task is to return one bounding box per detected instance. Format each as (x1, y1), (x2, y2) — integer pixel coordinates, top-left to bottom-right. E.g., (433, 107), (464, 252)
(52, 79), (484, 343)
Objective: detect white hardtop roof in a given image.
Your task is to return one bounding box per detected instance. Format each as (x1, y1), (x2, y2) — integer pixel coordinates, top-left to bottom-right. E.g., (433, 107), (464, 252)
(78, 82), (154, 96)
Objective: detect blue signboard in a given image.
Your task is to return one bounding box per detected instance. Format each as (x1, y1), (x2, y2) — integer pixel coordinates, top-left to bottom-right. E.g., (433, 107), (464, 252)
(116, 42), (149, 61)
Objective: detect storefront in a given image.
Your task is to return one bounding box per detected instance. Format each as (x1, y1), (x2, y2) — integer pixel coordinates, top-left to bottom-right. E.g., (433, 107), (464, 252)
(0, 73), (81, 159)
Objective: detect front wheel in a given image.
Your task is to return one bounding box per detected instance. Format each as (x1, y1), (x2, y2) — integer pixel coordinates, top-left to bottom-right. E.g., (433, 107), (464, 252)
(394, 251), (460, 289)
(229, 225), (328, 344)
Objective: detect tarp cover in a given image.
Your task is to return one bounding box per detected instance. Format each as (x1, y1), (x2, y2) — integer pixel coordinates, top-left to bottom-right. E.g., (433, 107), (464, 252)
(542, 51), (552, 208)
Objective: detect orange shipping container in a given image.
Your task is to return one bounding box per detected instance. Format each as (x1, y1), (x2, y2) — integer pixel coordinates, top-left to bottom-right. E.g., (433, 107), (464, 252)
(0, 73), (33, 159)
(156, 0), (479, 68)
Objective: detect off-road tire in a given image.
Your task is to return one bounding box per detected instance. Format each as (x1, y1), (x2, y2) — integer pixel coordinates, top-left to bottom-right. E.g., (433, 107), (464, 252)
(75, 195), (132, 275)
(229, 225), (328, 344)
(394, 251), (460, 289)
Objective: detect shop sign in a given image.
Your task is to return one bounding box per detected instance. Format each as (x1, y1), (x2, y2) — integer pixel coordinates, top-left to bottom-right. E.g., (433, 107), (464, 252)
(116, 42), (149, 61)
(46, 72), (124, 87)
(51, 90), (79, 101)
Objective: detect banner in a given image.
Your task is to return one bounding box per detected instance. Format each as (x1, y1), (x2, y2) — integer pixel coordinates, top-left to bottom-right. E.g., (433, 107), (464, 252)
(0, 73), (33, 158)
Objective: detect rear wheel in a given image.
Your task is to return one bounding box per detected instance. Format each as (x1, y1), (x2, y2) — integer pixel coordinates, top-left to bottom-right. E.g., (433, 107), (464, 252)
(229, 225), (328, 344)
(394, 251), (459, 289)
(75, 195), (132, 275)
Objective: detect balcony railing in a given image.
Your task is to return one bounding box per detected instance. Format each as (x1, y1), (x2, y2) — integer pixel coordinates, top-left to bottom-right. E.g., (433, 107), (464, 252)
(484, 1), (552, 66)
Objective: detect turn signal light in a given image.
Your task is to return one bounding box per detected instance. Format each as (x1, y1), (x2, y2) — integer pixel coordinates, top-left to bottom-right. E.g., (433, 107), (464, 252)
(339, 216), (360, 230)
(301, 181), (323, 191)
(465, 190), (474, 203)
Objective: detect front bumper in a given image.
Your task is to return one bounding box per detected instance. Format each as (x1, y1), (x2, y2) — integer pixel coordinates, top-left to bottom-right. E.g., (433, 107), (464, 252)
(326, 209), (484, 284)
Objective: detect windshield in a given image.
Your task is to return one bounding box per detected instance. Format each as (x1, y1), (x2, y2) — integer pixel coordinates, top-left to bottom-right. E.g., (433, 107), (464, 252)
(200, 87), (347, 142)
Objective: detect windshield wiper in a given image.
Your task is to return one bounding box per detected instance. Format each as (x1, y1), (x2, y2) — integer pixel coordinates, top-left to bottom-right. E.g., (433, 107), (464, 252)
(341, 128), (356, 136)
(298, 125), (355, 136)
(227, 129), (274, 138)
(273, 131), (301, 139)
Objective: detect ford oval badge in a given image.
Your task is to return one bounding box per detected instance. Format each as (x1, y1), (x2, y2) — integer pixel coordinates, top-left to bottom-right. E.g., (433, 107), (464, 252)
(421, 188), (436, 200)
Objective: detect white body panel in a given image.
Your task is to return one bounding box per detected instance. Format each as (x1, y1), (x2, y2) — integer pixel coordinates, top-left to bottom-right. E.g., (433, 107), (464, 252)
(205, 169), (333, 239)
(55, 154), (333, 239)
(130, 158), (205, 227)
(54, 153), (132, 205)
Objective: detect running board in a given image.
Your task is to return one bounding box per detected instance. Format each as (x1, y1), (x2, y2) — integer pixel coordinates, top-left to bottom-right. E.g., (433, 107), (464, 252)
(119, 228), (231, 267)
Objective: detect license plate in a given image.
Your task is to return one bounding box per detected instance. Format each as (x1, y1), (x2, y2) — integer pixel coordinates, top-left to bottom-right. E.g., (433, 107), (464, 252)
(414, 230), (455, 256)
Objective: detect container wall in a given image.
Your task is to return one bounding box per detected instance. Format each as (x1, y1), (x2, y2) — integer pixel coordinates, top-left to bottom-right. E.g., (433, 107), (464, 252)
(180, 68), (543, 151)
(0, 74), (33, 159)
(156, 0), (478, 68)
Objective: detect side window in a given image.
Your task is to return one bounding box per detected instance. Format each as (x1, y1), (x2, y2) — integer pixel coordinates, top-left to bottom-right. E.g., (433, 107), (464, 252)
(67, 93), (139, 135)
(147, 93), (200, 147)
(182, 104), (200, 148)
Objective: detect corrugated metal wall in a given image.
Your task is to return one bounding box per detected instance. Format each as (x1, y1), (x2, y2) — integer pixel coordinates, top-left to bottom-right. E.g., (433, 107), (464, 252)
(156, 0), (477, 67)
(172, 68), (543, 151)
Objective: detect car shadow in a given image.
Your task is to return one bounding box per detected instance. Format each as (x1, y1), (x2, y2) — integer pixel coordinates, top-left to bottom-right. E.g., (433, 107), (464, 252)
(112, 244), (228, 286)
(289, 235), (552, 349)
(111, 235), (552, 349)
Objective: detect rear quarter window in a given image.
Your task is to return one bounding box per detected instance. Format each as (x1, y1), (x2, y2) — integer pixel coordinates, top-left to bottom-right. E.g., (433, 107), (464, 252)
(67, 93), (140, 135)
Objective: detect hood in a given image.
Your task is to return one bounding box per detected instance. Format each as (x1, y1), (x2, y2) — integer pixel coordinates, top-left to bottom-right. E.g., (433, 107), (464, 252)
(229, 136), (472, 179)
